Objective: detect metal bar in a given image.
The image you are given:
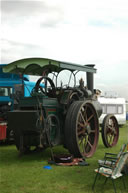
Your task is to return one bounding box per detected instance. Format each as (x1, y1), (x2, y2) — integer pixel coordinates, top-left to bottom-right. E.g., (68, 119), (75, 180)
(103, 177), (108, 185)
(92, 172), (99, 190)
(122, 175), (126, 189)
(60, 62), (96, 73)
(111, 179), (117, 193)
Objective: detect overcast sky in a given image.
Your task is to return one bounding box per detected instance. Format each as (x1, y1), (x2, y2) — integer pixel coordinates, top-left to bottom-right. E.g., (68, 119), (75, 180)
(1, 0), (128, 100)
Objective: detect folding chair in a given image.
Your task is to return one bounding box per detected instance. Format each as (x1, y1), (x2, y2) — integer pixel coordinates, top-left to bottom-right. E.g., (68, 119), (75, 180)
(92, 152), (128, 193)
(98, 143), (126, 167)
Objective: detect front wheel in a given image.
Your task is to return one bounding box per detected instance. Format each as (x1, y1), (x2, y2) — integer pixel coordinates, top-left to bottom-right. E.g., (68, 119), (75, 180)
(101, 114), (119, 148)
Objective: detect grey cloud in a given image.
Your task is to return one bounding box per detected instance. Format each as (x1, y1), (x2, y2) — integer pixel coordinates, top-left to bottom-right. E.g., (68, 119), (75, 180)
(1, 0), (65, 28)
(1, 1), (48, 16)
(1, 38), (45, 63)
(2, 38), (41, 49)
(40, 14), (64, 28)
(1, 1), (64, 18)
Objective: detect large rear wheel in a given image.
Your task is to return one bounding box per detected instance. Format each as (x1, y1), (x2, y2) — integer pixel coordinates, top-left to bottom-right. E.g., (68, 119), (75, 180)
(65, 101), (99, 158)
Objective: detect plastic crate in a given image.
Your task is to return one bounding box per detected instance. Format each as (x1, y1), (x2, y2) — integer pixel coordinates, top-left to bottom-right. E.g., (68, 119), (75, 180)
(0, 123), (7, 140)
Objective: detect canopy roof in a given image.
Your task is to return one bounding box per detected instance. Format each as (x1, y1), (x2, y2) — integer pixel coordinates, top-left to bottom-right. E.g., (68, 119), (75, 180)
(3, 58), (96, 76)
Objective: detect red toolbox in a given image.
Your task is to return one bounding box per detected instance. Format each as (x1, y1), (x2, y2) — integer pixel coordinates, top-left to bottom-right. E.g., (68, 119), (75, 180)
(0, 123), (7, 140)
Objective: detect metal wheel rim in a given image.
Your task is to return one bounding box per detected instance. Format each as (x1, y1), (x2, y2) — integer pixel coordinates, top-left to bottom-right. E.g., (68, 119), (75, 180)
(105, 116), (119, 147)
(76, 102), (99, 157)
(46, 114), (60, 146)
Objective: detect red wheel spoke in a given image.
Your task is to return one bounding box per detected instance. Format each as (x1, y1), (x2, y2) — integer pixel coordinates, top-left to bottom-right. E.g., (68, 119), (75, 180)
(108, 125), (113, 130)
(78, 129), (85, 136)
(88, 141), (93, 149)
(80, 111), (87, 125)
(87, 114), (94, 122)
(78, 121), (85, 128)
(87, 138), (93, 148)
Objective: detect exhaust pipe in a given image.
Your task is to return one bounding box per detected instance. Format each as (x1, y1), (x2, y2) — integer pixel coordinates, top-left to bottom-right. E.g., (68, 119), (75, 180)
(86, 65), (95, 92)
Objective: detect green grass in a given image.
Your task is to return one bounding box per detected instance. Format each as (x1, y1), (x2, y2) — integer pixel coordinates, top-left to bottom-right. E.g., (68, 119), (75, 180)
(0, 122), (128, 193)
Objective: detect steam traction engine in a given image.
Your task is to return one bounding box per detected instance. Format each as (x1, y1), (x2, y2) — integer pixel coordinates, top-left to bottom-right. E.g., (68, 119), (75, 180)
(3, 58), (119, 158)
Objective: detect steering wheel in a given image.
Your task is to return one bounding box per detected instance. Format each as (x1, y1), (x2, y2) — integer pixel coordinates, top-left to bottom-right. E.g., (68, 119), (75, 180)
(34, 76), (56, 95)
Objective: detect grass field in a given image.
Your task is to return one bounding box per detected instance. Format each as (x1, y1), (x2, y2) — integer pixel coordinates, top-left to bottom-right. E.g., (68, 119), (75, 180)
(0, 122), (128, 193)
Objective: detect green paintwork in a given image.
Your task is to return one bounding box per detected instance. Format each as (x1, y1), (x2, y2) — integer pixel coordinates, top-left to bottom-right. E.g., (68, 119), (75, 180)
(3, 58), (96, 75)
(19, 96), (59, 108)
(18, 95), (61, 120)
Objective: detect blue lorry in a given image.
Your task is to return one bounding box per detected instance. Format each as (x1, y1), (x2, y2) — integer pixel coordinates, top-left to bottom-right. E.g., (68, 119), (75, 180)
(0, 64), (36, 142)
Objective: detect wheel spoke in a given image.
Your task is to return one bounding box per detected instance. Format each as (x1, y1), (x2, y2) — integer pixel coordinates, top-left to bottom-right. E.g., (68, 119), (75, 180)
(78, 129), (85, 136)
(87, 138), (93, 148)
(80, 111), (87, 125)
(79, 138), (85, 153)
(82, 139), (86, 154)
(79, 137), (83, 146)
(107, 134), (113, 144)
(87, 114), (94, 122)
(78, 121), (85, 128)
(108, 125), (113, 130)
(79, 134), (88, 153)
